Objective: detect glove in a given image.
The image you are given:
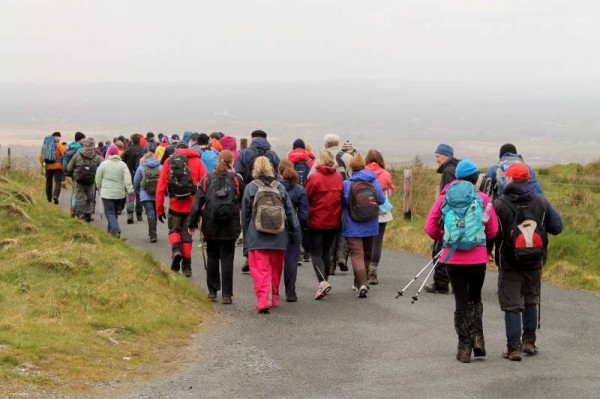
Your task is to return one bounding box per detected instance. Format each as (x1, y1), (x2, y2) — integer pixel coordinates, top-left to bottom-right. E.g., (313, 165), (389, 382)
(158, 214), (165, 224)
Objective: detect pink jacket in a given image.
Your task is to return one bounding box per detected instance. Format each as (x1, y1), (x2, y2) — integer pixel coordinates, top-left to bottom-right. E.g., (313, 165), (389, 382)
(365, 162), (395, 193)
(424, 180), (498, 265)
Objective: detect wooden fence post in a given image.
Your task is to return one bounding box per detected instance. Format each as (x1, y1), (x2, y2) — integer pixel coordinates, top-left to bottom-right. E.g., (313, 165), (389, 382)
(7, 147), (11, 170)
(240, 138), (248, 150)
(403, 168), (412, 220)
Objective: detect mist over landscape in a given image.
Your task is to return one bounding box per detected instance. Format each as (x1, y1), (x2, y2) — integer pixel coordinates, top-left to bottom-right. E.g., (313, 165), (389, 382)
(1, 80), (599, 167)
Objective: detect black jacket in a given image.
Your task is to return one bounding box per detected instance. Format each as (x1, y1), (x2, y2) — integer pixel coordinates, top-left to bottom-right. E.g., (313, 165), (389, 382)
(437, 158), (459, 193)
(493, 182), (563, 270)
(121, 144), (145, 175)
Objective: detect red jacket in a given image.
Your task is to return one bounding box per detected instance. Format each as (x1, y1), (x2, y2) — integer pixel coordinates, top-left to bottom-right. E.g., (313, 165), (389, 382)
(305, 165), (343, 229)
(156, 148), (207, 216)
(287, 148), (314, 169)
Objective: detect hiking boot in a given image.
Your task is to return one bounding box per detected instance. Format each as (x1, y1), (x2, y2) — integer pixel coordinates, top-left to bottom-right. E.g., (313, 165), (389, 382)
(148, 219), (158, 243)
(358, 285), (369, 298)
(314, 281), (332, 300)
(207, 292), (217, 301)
(470, 302), (486, 357)
(297, 258), (302, 266)
(522, 337), (538, 355)
(368, 264), (379, 285)
(502, 344), (523, 361)
(454, 311), (472, 363)
(303, 253), (311, 262)
(424, 283), (449, 294)
(136, 213), (143, 222)
(241, 261), (250, 274)
(171, 246), (182, 272)
(127, 213), (134, 224)
(181, 258), (192, 278)
(52, 197), (59, 204)
(286, 293), (298, 302)
(222, 296), (232, 305)
(329, 267), (336, 276)
(338, 259), (348, 272)
(258, 307), (270, 314)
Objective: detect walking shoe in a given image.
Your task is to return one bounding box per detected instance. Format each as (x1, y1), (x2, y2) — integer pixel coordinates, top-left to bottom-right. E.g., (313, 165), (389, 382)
(136, 213), (143, 222)
(314, 281), (332, 300)
(329, 268), (336, 276)
(502, 345), (523, 361)
(222, 296), (232, 305)
(127, 214), (134, 224)
(241, 261), (250, 274)
(358, 285), (369, 298)
(338, 258), (348, 272)
(286, 294), (298, 302)
(235, 237), (243, 247)
(303, 253), (311, 262)
(52, 197), (59, 204)
(258, 307), (270, 314)
(207, 292), (217, 301)
(297, 258), (302, 266)
(424, 283), (449, 294)
(522, 341), (538, 355)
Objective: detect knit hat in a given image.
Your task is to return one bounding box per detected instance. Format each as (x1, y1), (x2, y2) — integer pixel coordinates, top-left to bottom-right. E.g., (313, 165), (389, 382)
(342, 140), (354, 151)
(182, 131), (192, 143)
(171, 134), (180, 142)
(292, 138), (305, 149)
(83, 138), (95, 148)
(504, 163), (530, 182)
(456, 159), (479, 179)
(74, 131), (86, 142)
(499, 143), (518, 158)
(251, 130), (267, 139)
(176, 141), (188, 149)
(434, 143), (453, 158)
(106, 144), (119, 157)
(52, 131), (61, 137)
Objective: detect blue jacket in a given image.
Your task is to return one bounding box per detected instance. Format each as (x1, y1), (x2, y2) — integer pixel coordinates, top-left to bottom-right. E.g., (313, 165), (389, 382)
(241, 175), (302, 250)
(342, 170), (386, 238)
(201, 148), (219, 173)
(279, 179), (309, 229)
(133, 157), (162, 202)
(485, 153), (544, 197)
(234, 138), (281, 184)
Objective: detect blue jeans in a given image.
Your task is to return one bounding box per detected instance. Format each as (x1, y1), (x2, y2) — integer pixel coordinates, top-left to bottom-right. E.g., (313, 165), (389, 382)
(102, 198), (123, 235)
(284, 243), (301, 296)
(141, 200), (156, 220)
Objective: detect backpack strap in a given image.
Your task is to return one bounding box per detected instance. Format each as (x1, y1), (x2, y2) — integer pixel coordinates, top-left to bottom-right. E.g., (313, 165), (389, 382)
(253, 179), (265, 188)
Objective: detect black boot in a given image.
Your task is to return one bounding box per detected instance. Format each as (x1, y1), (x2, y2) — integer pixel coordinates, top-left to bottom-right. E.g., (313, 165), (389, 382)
(148, 219), (157, 243)
(171, 243), (182, 272)
(454, 311), (472, 363)
(127, 213), (134, 224)
(181, 258), (192, 278)
(470, 301), (486, 357)
(136, 213), (143, 222)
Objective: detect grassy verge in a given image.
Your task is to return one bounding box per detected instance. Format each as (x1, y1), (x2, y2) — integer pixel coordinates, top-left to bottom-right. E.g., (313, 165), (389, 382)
(386, 161), (600, 294)
(0, 167), (211, 396)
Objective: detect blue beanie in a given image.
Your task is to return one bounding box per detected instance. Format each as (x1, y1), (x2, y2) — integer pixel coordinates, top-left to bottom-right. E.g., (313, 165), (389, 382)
(434, 143), (454, 158)
(182, 131), (192, 143)
(456, 160), (479, 179)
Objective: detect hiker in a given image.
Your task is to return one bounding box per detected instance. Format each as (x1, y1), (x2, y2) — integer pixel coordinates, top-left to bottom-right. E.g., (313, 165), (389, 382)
(67, 138), (104, 222)
(39, 131), (66, 204)
(485, 143), (544, 199)
(121, 133), (146, 224)
(146, 132), (156, 144)
(365, 149), (396, 285)
(115, 139), (125, 156)
(424, 160), (498, 363)
(63, 132), (87, 215)
(156, 142), (207, 277)
(336, 139), (358, 179)
(493, 163), (563, 361)
(234, 130), (281, 273)
(424, 143), (460, 294)
(305, 150), (343, 300)
(95, 148), (134, 238)
(188, 150), (244, 304)
(278, 161), (309, 302)
(209, 132), (223, 152)
(133, 148), (162, 243)
(160, 133), (181, 165)
(155, 135), (170, 162)
(342, 154), (385, 298)
(241, 156), (301, 314)
(219, 135), (238, 163)
(287, 139), (313, 187)
(197, 133), (220, 172)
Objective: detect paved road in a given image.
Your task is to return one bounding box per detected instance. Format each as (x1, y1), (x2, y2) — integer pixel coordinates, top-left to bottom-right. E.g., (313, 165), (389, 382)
(63, 192), (600, 399)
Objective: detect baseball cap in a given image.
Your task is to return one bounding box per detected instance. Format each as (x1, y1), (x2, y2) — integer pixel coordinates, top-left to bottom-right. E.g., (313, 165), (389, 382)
(504, 163), (530, 181)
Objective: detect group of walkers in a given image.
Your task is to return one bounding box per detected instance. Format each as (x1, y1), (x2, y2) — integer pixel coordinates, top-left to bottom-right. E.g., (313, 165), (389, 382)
(41, 131), (563, 363)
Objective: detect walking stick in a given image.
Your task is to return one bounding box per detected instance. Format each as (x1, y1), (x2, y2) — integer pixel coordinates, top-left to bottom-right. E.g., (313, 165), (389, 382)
(396, 251), (442, 298)
(411, 258), (439, 304)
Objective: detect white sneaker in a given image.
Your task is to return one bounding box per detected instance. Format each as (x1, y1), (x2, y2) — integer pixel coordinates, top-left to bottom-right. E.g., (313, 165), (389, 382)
(314, 281), (332, 300)
(358, 285), (369, 298)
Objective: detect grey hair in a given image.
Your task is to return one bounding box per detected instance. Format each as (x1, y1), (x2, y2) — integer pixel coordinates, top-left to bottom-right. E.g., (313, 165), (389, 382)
(323, 133), (340, 149)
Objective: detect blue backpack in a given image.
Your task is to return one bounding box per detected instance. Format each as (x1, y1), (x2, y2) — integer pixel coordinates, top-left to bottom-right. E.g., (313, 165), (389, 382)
(441, 181), (486, 262)
(293, 160), (310, 186)
(494, 154), (524, 197)
(42, 136), (57, 163)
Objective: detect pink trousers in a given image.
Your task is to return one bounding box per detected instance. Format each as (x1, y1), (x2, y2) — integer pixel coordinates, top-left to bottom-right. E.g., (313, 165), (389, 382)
(248, 249), (285, 311)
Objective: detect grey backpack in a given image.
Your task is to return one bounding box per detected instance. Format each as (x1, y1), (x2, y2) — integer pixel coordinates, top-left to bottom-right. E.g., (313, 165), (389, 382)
(252, 180), (285, 234)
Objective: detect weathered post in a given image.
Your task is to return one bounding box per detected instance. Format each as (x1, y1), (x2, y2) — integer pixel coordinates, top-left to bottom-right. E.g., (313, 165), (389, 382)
(240, 138), (248, 150)
(7, 147), (11, 170)
(403, 168), (412, 220)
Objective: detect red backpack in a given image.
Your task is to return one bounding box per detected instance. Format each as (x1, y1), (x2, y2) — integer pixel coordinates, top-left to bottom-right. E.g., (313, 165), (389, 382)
(348, 181), (380, 222)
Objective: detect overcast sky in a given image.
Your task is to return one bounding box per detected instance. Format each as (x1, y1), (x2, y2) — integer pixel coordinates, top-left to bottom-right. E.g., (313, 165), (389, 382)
(1, 0), (599, 85)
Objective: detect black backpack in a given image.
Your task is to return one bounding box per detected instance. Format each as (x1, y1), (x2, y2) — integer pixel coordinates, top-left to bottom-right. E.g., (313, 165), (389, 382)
(167, 154), (196, 198)
(348, 180), (380, 222)
(74, 157), (97, 185)
(204, 172), (239, 222)
(243, 147), (273, 183)
(293, 160), (310, 186)
(499, 197), (548, 267)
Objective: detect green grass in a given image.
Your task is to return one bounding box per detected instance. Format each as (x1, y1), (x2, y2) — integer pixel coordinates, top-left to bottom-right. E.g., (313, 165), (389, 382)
(385, 160), (600, 294)
(0, 167), (211, 395)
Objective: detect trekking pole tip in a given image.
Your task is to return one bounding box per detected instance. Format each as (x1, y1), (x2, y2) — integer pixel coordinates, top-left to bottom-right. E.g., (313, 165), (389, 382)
(396, 291), (403, 298)
(411, 296), (418, 304)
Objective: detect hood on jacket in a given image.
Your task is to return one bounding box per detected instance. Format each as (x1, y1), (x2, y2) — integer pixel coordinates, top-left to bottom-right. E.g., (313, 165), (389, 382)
(250, 138), (271, 151)
(220, 135), (237, 151)
(107, 155), (122, 161)
(349, 169), (377, 182)
(68, 141), (83, 151)
(81, 147), (97, 159)
(500, 152), (524, 162)
(437, 157), (459, 174)
(182, 131), (192, 144)
(143, 157), (161, 168)
(288, 148), (309, 163)
(502, 181), (535, 203)
(316, 165), (337, 175)
(174, 148), (201, 159)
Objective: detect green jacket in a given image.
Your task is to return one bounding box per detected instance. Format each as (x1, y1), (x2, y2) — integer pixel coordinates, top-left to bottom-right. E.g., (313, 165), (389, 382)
(95, 156), (134, 199)
(67, 147), (104, 178)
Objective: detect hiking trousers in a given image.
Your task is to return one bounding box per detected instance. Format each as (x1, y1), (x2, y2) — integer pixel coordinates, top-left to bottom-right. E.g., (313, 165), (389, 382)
(347, 236), (375, 288)
(309, 228), (337, 282)
(446, 263), (486, 312)
(45, 169), (63, 202)
(206, 239), (236, 298)
(102, 198), (123, 235)
(75, 183), (96, 217)
(371, 222), (388, 266)
(248, 249), (285, 311)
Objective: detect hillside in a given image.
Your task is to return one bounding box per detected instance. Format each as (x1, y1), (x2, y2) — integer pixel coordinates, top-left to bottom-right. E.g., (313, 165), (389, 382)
(385, 160), (600, 293)
(0, 167), (210, 396)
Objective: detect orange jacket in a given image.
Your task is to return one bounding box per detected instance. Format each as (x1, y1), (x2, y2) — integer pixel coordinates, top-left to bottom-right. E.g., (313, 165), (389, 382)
(39, 143), (67, 170)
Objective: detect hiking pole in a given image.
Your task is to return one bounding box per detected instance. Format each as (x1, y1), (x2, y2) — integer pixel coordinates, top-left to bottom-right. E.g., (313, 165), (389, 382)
(396, 251), (442, 298)
(411, 257), (440, 304)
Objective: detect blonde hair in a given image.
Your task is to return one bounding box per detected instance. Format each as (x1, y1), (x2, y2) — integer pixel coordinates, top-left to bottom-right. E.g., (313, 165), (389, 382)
(319, 149), (335, 167)
(252, 156), (274, 178)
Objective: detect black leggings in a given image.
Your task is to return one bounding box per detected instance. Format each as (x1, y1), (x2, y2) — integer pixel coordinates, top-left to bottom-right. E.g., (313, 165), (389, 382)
(309, 228), (338, 282)
(445, 263), (486, 312)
